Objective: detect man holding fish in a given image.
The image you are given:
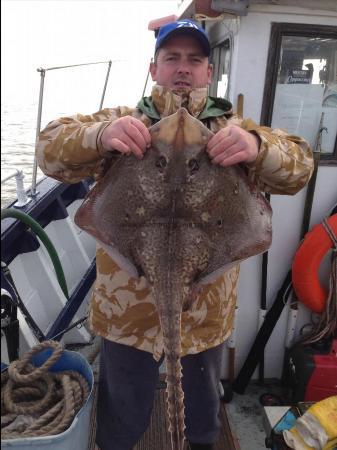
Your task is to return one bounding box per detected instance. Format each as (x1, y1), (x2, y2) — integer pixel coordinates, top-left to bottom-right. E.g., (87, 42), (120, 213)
(37, 19), (313, 450)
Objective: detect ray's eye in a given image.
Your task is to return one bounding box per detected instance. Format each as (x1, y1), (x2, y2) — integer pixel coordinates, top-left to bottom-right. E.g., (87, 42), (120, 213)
(155, 156), (167, 170)
(188, 159), (199, 174)
(217, 219), (223, 227)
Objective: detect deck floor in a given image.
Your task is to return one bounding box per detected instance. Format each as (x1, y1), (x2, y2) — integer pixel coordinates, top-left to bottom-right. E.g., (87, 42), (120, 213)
(133, 384), (240, 450)
(76, 339), (281, 450)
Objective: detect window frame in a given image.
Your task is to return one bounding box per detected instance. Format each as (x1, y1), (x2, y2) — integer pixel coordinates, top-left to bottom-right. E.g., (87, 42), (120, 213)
(260, 22), (337, 165)
(209, 38), (231, 99)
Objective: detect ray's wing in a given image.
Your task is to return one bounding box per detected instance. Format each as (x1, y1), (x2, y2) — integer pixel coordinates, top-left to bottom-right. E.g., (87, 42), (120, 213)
(74, 156), (142, 277)
(192, 163), (273, 285)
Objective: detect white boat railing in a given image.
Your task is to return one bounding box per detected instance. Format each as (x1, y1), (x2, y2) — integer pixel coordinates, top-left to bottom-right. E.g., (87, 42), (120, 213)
(30, 60), (114, 198)
(1, 169), (31, 207)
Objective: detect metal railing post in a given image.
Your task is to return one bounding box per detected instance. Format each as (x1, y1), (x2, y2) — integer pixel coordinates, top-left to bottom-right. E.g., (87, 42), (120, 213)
(99, 60), (112, 110)
(27, 60), (115, 198)
(141, 58), (153, 99)
(31, 68), (46, 197)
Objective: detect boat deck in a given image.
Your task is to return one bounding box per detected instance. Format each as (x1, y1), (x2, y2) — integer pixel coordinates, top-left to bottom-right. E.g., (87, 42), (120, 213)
(74, 337), (284, 450)
(133, 384), (240, 450)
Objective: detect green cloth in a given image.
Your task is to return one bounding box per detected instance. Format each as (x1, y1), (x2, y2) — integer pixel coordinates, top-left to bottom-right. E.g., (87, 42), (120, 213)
(137, 95), (232, 121)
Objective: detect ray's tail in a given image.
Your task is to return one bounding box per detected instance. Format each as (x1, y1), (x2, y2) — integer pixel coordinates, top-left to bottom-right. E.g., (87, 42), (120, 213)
(153, 280), (186, 450)
(165, 335), (185, 450)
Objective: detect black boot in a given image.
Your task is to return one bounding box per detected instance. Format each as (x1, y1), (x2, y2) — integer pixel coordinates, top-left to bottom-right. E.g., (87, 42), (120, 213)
(188, 443), (214, 450)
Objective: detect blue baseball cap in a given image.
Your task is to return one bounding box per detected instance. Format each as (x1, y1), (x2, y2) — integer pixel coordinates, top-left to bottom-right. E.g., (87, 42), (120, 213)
(155, 19), (211, 56)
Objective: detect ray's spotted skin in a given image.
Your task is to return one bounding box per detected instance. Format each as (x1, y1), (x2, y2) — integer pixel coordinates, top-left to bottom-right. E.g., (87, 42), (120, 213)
(75, 108), (272, 450)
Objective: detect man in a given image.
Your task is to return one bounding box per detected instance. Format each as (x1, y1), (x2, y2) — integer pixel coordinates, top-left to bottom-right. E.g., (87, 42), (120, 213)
(36, 19), (313, 450)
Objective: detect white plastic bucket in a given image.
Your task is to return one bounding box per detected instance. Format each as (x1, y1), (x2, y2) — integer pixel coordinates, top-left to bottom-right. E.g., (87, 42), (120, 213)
(1, 348), (94, 450)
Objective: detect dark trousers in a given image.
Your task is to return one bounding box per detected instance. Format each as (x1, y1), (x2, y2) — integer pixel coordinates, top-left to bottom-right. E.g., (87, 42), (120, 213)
(96, 338), (224, 450)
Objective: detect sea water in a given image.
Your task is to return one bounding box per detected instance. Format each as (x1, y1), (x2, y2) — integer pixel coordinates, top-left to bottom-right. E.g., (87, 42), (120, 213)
(1, 65), (121, 208)
(1, 101), (41, 207)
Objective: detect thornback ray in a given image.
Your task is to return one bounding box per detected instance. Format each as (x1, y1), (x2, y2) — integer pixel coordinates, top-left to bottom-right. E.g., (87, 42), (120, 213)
(75, 107), (272, 450)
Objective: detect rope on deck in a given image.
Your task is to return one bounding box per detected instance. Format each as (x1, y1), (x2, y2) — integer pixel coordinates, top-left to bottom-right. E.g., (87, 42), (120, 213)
(1, 340), (89, 440)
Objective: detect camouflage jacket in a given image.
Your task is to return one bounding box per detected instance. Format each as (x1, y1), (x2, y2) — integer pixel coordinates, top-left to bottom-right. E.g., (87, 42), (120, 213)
(36, 85), (313, 360)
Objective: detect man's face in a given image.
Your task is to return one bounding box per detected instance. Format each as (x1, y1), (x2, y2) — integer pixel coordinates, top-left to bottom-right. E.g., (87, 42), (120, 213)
(150, 35), (212, 91)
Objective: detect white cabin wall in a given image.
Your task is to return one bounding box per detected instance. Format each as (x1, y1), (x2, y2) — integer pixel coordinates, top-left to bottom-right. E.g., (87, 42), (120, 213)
(230, 5), (337, 122)
(207, 5), (337, 379)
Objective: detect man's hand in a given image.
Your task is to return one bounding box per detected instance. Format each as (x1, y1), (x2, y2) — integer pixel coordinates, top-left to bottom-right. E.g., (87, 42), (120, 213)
(207, 125), (260, 167)
(100, 116), (151, 160)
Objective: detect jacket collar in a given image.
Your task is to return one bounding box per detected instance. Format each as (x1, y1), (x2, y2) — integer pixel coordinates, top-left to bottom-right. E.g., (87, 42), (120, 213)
(137, 85), (232, 121)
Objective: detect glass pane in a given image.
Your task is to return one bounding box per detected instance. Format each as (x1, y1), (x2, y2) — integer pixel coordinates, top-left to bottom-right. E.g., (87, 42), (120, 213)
(271, 35), (337, 154)
(210, 40), (230, 99)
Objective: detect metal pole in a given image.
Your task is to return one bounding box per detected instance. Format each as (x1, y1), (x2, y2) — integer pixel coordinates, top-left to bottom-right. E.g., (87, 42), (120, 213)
(300, 112), (326, 239)
(141, 58), (153, 99)
(42, 60), (111, 72)
(30, 59), (118, 195)
(31, 68), (46, 197)
(99, 60), (112, 110)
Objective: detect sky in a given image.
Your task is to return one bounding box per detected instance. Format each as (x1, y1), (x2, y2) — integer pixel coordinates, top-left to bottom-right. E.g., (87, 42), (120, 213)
(1, 0), (180, 119)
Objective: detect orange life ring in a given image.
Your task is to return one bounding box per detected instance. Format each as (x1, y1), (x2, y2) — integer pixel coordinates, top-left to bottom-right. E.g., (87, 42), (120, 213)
(292, 213), (337, 313)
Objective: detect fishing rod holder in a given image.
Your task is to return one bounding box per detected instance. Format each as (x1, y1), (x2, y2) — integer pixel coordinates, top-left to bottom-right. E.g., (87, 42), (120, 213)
(1, 169), (31, 208)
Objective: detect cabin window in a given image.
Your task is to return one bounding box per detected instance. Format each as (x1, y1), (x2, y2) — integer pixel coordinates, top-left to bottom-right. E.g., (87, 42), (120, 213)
(261, 23), (337, 164)
(209, 39), (231, 100)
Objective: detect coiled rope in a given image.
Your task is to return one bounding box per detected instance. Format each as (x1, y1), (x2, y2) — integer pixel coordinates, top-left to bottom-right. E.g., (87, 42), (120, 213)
(1, 340), (89, 439)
